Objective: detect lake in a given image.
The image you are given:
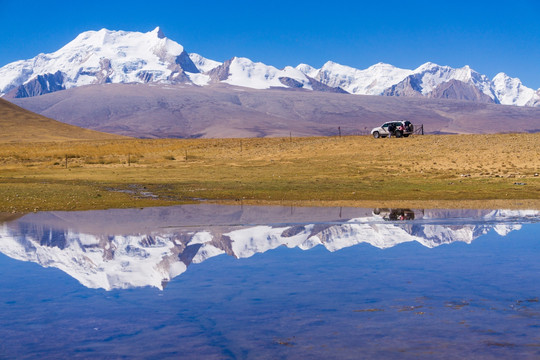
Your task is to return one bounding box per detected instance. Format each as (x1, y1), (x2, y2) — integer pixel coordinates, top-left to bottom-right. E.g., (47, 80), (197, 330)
(0, 205), (539, 359)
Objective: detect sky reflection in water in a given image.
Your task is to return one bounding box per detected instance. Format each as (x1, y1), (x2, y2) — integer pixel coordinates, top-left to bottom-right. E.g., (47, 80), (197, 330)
(0, 205), (539, 359)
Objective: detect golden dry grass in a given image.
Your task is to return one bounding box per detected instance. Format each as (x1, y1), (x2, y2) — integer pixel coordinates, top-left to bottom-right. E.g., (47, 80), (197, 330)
(0, 133), (539, 212)
(0, 98), (125, 142)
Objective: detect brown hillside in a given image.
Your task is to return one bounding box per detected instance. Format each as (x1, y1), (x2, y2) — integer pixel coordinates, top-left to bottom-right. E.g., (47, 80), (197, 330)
(12, 83), (540, 138)
(0, 98), (126, 142)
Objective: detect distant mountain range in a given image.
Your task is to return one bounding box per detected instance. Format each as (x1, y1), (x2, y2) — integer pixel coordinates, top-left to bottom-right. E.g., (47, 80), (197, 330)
(1, 27), (539, 107)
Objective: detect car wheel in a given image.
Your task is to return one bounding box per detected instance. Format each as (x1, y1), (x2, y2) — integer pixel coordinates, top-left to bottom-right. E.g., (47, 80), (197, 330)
(396, 130), (403, 138)
(403, 134), (409, 138)
(372, 131), (380, 139)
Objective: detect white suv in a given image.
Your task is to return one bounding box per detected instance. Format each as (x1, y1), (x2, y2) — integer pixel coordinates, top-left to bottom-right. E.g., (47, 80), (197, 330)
(371, 121), (414, 138)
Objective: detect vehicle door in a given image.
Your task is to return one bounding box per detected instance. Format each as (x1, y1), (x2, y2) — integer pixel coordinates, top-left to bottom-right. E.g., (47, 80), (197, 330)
(380, 123), (390, 135)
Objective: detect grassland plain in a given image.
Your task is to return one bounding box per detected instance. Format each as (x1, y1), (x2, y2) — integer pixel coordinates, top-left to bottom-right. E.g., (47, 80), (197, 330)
(0, 133), (539, 213)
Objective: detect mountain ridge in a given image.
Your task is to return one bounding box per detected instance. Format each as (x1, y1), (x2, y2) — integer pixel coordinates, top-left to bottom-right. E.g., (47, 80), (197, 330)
(1, 27), (538, 107)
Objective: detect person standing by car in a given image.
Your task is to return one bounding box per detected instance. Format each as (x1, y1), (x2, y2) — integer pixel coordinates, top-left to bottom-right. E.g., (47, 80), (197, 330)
(406, 121), (414, 133)
(388, 123), (395, 138)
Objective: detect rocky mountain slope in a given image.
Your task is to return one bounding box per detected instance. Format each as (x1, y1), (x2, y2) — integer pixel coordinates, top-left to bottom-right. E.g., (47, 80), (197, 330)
(1, 27), (538, 107)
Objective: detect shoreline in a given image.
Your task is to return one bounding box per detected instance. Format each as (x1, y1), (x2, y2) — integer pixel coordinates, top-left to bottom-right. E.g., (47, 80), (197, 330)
(2, 199), (539, 222)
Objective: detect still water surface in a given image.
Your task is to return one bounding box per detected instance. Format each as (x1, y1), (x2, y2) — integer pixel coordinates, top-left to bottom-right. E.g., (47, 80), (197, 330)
(0, 205), (539, 359)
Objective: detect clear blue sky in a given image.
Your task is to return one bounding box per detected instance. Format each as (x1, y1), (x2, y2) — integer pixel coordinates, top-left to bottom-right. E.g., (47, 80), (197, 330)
(1, 0), (539, 89)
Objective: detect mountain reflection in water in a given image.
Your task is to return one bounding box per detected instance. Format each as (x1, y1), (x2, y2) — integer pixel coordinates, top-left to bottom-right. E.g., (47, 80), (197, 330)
(0, 205), (538, 290)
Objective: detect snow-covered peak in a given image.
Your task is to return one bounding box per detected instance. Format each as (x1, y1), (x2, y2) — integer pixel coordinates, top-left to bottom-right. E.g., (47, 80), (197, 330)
(412, 62), (461, 93)
(493, 72), (514, 85)
(527, 88), (540, 107)
(367, 62), (401, 70)
(453, 65), (474, 82)
(0, 27), (195, 96)
(152, 26), (166, 39)
(492, 72), (536, 106)
(316, 61), (413, 95)
(64, 27), (183, 56)
(282, 65), (313, 88)
(414, 61), (440, 72)
(189, 53), (222, 73)
(296, 63), (319, 78)
(223, 57), (283, 89)
(321, 60), (344, 70)
(410, 62), (494, 98)
(222, 57), (312, 90)
(412, 62), (477, 81)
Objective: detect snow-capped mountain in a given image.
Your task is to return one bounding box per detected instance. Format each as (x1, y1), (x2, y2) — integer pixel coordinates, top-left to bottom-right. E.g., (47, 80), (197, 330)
(204, 57), (346, 93)
(382, 63), (496, 103)
(305, 61), (413, 96)
(0, 207), (537, 290)
(528, 89), (540, 107)
(208, 57), (312, 90)
(0, 27), (217, 97)
(0, 27), (538, 107)
(188, 52), (221, 73)
(492, 72), (538, 106)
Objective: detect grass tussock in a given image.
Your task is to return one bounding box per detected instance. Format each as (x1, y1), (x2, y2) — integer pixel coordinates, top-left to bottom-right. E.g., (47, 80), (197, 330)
(0, 133), (539, 212)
